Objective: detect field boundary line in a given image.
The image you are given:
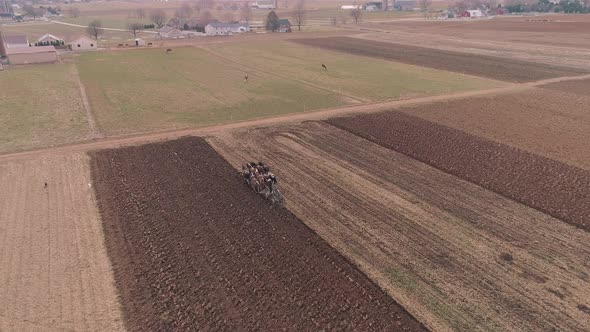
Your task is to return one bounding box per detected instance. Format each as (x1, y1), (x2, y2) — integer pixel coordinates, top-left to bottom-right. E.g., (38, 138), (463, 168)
(197, 46), (371, 103)
(1, 72), (589, 161)
(72, 65), (103, 139)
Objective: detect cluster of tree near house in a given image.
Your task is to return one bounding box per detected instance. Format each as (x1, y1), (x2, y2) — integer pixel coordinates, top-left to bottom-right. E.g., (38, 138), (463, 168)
(265, 11), (292, 32)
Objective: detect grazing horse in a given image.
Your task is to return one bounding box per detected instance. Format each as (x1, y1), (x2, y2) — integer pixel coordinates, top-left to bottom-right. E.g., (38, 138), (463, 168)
(147, 42), (153, 46)
(321, 63), (328, 70)
(166, 48), (173, 54)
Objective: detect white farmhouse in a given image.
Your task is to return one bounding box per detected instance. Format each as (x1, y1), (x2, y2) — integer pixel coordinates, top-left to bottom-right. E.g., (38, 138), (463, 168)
(156, 26), (185, 39)
(68, 36), (97, 52)
(467, 9), (484, 17)
(205, 22), (250, 36)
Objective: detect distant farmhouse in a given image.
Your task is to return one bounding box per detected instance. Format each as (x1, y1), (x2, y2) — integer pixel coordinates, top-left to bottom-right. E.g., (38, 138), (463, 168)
(157, 26), (184, 39)
(394, 0), (418, 11)
(68, 36), (97, 52)
(365, 1), (383, 11)
(277, 19), (291, 33)
(252, 0), (277, 9)
(205, 22), (250, 36)
(460, 9), (485, 17)
(340, 4), (364, 9)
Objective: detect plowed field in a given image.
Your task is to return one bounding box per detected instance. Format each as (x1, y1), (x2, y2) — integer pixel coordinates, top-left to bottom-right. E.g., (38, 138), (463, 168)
(292, 37), (587, 82)
(0, 153), (124, 331)
(542, 77), (590, 96)
(326, 111), (590, 232)
(89, 137), (425, 332)
(209, 121), (590, 332)
(394, 88), (590, 170)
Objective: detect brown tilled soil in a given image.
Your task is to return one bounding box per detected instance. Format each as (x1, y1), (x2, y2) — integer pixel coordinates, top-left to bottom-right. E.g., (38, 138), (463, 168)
(0, 153), (124, 331)
(371, 16), (590, 50)
(393, 88), (590, 171)
(209, 121), (590, 332)
(89, 137), (426, 332)
(541, 77), (590, 96)
(292, 37), (587, 82)
(326, 111), (590, 232)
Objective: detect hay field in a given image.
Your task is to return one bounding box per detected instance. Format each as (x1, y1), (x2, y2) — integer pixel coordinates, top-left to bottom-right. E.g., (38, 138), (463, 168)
(0, 64), (91, 154)
(210, 40), (504, 101)
(76, 47), (345, 135)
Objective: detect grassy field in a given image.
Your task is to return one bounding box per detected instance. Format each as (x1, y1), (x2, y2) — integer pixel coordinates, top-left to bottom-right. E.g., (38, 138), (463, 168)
(77, 47), (345, 135)
(1, 22), (153, 45)
(0, 64), (91, 153)
(210, 41), (504, 101)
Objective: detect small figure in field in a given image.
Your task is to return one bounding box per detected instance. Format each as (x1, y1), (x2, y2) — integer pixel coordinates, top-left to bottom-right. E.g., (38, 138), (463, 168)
(244, 74), (249, 82)
(165, 48), (173, 54)
(321, 63), (328, 71)
(44, 182), (48, 188)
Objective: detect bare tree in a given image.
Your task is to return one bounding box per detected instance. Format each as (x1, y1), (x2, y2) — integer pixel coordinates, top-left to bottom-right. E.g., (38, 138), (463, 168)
(35, 7), (46, 17)
(338, 10), (348, 24)
(199, 0), (215, 10)
(200, 10), (214, 25)
(87, 20), (103, 40)
(383, 0), (388, 11)
(222, 12), (234, 22)
(23, 4), (36, 18)
(452, 0), (470, 12)
(150, 9), (167, 28)
(418, 0), (432, 14)
(70, 7), (80, 18)
(292, 0), (305, 31)
(177, 3), (193, 19)
(350, 8), (363, 24)
(136, 7), (146, 19)
(128, 22), (144, 37)
(240, 2), (252, 23)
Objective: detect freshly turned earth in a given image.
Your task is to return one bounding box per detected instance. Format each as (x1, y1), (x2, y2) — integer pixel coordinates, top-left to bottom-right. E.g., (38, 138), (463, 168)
(293, 37), (587, 82)
(327, 111), (590, 232)
(89, 137), (426, 332)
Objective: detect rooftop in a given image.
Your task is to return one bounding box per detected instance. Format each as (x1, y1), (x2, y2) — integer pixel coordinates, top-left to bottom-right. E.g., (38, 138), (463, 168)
(3, 34), (28, 45)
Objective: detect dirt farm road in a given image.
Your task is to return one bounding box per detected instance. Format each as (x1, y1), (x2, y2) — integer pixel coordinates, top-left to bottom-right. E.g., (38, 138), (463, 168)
(2, 72), (590, 162)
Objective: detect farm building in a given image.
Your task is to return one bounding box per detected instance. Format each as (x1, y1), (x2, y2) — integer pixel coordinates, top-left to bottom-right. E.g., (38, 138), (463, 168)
(365, 2), (383, 11)
(68, 36), (97, 52)
(277, 19), (291, 33)
(37, 33), (63, 45)
(5, 46), (57, 65)
(252, 0), (277, 9)
(1, 33), (29, 49)
(157, 26), (185, 39)
(340, 4), (364, 9)
(394, 0), (418, 10)
(134, 38), (146, 46)
(205, 22), (250, 36)
(460, 9), (484, 17)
